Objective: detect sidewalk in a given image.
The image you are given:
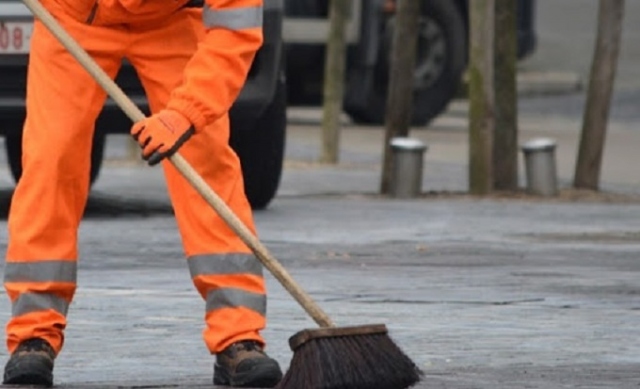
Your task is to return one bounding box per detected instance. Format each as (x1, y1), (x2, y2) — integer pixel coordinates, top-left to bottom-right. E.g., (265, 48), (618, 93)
(280, 101), (640, 198)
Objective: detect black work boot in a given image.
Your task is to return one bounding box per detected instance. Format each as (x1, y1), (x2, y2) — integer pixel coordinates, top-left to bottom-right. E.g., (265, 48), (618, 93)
(3, 338), (55, 387)
(213, 340), (283, 388)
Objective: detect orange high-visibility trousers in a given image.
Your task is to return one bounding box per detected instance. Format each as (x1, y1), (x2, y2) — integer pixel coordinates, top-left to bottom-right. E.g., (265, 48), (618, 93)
(4, 0), (267, 356)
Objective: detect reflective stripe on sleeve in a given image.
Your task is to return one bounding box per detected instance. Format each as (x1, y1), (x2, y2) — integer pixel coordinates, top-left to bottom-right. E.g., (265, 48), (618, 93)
(202, 5), (263, 30)
(12, 292), (70, 317)
(4, 261), (77, 283)
(206, 288), (266, 315)
(188, 253), (263, 277)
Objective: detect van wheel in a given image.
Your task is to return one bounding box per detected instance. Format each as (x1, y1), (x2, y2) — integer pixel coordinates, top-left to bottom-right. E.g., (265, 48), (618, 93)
(5, 131), (105, 187)
(230, 76), (287, 210)
(346, 0), (467, 126)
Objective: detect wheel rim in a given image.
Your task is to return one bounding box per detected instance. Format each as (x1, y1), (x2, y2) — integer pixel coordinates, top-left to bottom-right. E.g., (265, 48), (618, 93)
(413, 15), (447, 90)
(384, 14), (447, 91)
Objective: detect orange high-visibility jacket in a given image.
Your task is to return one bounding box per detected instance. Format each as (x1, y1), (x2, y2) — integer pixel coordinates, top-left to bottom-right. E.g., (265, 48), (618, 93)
(73, 0), (264, 131)
(166, 0), (264, 131)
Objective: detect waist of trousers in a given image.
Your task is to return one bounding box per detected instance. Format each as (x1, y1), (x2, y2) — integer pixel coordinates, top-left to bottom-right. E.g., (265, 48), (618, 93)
(52, 0), (202, 26)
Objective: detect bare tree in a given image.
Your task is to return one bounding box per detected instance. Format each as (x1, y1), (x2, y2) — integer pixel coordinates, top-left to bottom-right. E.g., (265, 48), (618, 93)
(493, 0), (518, 191)
(380, 0), (421, 194)
(468, 0), (495, 195)
(320, 0), (351, 164)
(574, 0), (625, 190)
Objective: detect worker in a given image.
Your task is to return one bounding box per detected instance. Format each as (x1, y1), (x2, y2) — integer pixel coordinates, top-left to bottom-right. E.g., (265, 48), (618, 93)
(2, 0), (283, 387)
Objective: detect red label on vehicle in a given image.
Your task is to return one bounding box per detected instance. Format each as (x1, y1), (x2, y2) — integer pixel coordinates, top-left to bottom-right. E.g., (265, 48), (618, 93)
(0, 22), (32, 54)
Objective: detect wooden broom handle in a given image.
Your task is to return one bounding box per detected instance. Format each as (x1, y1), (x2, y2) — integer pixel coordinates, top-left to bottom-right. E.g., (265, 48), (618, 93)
(22, 0), (335, 329)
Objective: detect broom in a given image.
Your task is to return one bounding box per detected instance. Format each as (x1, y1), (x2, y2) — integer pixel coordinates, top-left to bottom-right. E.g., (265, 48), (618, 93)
(21, 1), (424, 388)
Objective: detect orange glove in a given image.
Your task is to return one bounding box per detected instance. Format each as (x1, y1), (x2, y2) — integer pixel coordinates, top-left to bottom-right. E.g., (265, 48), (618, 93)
(130, 109), (196, 166)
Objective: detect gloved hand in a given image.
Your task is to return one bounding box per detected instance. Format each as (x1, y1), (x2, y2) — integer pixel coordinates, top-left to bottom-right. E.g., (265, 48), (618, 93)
(130, 109), (196, 166)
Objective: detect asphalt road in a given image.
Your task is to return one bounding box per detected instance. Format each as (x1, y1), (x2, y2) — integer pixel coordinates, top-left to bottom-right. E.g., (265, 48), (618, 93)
(514, 0), (640, 124)
(521, 0), (640, 92)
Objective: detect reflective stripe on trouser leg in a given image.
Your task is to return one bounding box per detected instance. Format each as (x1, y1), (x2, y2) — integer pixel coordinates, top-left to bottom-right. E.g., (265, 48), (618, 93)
(126, 8), (267, 353)
(4, 260), (77, 355)
(4, 3), (125, 355)
(188, 253), (267, 353)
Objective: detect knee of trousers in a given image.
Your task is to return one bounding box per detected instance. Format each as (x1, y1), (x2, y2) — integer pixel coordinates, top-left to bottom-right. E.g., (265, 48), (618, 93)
(19, 135), (93, 184)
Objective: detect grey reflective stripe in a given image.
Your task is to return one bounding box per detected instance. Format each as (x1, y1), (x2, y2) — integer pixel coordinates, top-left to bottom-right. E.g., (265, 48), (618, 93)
(12, 293), (69, 317)
(4, 261), (77, 283)
(206, 288), (266, 315)
(188, 254), (263, 278)
(202, 5), (263, 30)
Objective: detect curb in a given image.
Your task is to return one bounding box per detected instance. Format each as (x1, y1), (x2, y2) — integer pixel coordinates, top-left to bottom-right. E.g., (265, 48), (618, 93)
(457, 70), (584, 99)
(516, 70), (584, 96)
(285, 70), (584, 126)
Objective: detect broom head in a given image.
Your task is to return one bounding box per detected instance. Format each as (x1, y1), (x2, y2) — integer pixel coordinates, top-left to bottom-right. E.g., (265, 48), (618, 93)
(275, 324), (423, 389)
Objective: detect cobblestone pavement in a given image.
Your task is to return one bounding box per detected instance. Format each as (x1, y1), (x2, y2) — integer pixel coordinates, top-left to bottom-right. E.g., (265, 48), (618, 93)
(0, 195), (638, 388)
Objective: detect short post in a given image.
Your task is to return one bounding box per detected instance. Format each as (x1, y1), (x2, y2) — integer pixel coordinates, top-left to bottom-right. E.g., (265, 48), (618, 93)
(521, 137), (558, 196)
(389, 137), (427, 198)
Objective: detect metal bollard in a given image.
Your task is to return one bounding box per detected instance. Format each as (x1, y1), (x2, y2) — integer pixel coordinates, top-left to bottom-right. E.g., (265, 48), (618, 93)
(521, 137), (558, 196)
(389, 137), (428, 198)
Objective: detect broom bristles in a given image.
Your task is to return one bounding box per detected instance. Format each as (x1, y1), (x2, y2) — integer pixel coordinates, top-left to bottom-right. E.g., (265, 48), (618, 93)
(276, 332), (423, 389)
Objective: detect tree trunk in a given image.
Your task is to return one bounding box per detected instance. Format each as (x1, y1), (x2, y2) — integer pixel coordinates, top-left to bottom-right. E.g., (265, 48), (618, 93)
(573, 0), (625, 189)
(320, 0), (351, 164)
(380, 0), (421, 194)
(493, 0), (518, 191)
(468, 0), (495, 195)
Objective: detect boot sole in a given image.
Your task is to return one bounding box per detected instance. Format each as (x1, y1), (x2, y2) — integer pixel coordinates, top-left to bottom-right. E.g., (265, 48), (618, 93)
(3, 354), (53, 387)
(214, 361), (283, 388)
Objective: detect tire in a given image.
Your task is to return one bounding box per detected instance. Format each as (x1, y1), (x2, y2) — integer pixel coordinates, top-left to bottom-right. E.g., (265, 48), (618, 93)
(5, 130), (106, 188)
(346, 0), (467, 126)
(230, 76), (287, 210)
